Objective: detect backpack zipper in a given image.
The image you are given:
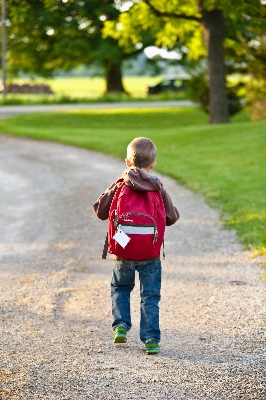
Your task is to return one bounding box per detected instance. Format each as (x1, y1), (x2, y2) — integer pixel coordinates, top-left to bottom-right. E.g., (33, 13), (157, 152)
(115, 212), (158, 243)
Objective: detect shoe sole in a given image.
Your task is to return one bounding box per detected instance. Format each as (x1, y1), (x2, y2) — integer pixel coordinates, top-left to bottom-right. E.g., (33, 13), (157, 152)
(146, 349), (159, 354)
(145, 344), (160, 354)
(113, 336), (127, 343)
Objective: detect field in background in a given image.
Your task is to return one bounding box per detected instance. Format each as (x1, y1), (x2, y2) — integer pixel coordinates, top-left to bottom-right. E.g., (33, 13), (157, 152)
(1, 76), (187, 105)
(11, 76), (164, 98)
(45, 76), (161, 97)
(0, 106), (265, 258)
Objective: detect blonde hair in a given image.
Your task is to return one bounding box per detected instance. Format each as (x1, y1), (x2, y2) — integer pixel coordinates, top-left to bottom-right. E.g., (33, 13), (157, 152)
(127, 137), (157, 168)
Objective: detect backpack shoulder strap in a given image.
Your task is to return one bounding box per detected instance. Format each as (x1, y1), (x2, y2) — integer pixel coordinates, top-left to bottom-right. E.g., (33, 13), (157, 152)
(102, 232), (109, 259)
(102, 180), (126, 259)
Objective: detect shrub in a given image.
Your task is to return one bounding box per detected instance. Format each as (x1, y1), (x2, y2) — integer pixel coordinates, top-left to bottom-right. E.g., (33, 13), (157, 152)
(187, 74), (244, 117)
(245, 79), (266, 121)
(0, 83), (54, 94)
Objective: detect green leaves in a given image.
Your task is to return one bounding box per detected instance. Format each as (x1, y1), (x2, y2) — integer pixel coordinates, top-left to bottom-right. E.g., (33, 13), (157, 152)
(104, 1), (205, 58)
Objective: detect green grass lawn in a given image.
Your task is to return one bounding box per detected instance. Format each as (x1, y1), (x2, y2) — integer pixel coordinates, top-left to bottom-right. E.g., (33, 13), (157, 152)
(0, 106), (265, 257)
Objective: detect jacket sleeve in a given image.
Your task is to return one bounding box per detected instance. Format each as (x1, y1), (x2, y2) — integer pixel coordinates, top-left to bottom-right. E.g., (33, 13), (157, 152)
(92, 182), (119, 220)
(161, 187), (180, 226)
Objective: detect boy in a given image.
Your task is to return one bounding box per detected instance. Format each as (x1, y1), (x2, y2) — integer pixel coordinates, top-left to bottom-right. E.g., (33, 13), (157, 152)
(93, 137), (179, 354)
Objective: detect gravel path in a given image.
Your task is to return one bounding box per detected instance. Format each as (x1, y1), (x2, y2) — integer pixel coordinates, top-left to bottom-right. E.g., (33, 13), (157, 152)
(0, 134), (265, 399)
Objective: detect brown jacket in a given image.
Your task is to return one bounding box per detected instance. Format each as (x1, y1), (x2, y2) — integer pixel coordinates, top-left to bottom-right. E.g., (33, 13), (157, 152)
(93, 168), (180, 225)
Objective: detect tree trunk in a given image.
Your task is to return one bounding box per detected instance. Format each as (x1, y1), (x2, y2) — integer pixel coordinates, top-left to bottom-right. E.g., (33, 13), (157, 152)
(202, 9), (229, 124)
(104, 59), (127, 93)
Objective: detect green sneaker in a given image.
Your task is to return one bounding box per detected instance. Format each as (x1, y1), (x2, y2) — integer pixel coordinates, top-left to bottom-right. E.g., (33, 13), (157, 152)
(113, 325), (127, 343)
(145, 340), (160, 354)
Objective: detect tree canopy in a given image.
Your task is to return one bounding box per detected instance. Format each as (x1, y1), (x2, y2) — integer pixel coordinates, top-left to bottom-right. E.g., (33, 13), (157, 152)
(3, 0), (266, 122)
(104, 0), (266, 123)
(6, 0), (153, 92)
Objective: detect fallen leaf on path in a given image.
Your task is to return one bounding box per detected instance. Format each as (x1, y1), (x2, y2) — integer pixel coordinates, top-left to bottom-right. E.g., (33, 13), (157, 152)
(20, 297), (31, 303)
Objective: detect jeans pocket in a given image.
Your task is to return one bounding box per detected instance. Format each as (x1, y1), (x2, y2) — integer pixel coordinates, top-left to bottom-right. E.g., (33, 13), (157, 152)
(114, 261), (133, 273)
(112, 261), (135, 287)
(138, 260), (161, 275)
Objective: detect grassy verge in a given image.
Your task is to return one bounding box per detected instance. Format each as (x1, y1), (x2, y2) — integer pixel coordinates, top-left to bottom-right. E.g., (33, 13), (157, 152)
(0, 91), (187, 106)
(0, 107), (265, 256)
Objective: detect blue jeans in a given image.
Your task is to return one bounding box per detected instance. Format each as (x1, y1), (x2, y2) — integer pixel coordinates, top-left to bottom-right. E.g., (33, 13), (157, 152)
(111, 259), (161, 343)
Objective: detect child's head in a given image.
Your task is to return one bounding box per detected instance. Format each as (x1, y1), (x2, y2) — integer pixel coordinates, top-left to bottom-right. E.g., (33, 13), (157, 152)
(126, 137), (157, 169)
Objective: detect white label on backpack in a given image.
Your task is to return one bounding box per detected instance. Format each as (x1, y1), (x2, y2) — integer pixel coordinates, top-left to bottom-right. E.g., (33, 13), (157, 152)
(117, 224), (154, 235)
(113, 228), (131, 248)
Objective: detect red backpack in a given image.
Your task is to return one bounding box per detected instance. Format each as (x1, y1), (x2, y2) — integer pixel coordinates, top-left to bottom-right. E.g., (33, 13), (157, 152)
(103, 179), (166, 260)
